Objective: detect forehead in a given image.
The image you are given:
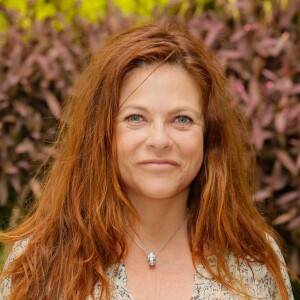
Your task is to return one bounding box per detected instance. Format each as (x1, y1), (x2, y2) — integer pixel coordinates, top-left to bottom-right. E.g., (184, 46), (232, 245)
(119, 64), (202, 109)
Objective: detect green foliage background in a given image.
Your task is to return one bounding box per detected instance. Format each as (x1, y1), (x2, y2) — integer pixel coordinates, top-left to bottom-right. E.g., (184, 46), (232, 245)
(0, 0), (173, 28)
(0, 0), (292, 28)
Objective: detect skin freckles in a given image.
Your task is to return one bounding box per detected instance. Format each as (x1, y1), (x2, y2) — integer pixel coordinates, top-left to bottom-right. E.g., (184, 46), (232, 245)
(116, 64), (204, 204)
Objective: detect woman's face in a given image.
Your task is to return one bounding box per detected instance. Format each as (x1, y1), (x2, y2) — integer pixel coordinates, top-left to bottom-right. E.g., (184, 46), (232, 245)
(116, 64), (204, 202)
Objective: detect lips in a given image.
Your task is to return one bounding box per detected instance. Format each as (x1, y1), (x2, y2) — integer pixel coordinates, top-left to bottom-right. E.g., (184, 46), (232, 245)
(138, 159), (179, 166)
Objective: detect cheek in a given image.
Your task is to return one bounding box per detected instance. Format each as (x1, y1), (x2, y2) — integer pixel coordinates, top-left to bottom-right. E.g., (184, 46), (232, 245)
(115, 130), (140, 176)
(115, 140), (130, 186)
(116, 127), (146, 157)
(181, 132), (203, 156)
(185, 135), (204, 175)
(116, 136), (132, 163)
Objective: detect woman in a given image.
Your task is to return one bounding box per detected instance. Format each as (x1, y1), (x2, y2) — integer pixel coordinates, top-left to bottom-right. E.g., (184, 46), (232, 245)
(0, 23), (294, 299)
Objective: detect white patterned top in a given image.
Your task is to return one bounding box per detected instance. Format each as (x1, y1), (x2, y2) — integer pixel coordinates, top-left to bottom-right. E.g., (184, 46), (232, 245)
(0, 236), (294, 300)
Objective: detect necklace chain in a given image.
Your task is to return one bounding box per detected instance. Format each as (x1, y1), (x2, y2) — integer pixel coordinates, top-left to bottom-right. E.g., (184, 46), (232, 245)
(128, 215), (187, 267)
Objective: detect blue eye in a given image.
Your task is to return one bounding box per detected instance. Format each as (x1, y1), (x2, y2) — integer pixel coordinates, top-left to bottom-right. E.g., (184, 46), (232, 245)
(175, 116), (192, 124)
(126, 114), (143, 122)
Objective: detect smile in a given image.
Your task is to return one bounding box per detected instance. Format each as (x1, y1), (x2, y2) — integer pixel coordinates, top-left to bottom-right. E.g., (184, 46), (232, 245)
(138, 160), (179, 168)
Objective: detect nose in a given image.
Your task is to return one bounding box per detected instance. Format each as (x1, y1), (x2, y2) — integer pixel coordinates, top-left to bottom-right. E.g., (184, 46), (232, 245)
(145, 121), (173, 150)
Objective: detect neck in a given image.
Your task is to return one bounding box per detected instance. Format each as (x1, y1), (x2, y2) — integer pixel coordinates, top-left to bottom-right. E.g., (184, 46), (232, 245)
(127, 190), (189, 249)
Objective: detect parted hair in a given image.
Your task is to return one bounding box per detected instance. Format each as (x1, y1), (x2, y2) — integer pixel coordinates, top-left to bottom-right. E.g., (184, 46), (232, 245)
(0, 22), (290, 299)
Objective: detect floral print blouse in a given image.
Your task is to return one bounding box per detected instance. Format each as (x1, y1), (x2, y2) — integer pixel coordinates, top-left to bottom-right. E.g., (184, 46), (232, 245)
(0, 236), (294, 299)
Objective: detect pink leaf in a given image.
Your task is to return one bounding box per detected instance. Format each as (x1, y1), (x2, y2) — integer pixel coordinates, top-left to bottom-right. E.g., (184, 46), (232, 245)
(9, 176), (21, 192)
(275, 111), (287, 133)
(287, 216), (300, 230)
(249, 78), (261, 108)
(43, 91), (62, 119)
(297, 153), (300, 169)
(271, 161), (288, 190)
(18, 160), (30, 170)
(259, 105), (274, 127)
(29, 178), (42, 199)
(271, 32), (290, 57)
(276, 191), (299, 205)
(204, 23), (223, 47)
(251, 119), (273, 151)
(255, 188), (271, 201)
(15, 138), (35, 154)
(5, 165), (18, 175)
(14, 101), (34, 118)
(276, 150), (298, 175)
(273, 207), (297, 225)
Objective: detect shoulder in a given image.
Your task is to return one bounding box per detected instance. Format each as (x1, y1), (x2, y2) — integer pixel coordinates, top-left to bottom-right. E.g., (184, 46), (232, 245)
(265, 234), (286, 264)
(226, 233), (294, 299)
(265, 234), (294, 299)
(0, 238), (30, 300)
(3, 238), (30, 269)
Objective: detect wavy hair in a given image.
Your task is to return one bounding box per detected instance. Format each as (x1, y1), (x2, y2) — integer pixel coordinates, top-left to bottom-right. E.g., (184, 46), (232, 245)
(0, 22), (290, 299)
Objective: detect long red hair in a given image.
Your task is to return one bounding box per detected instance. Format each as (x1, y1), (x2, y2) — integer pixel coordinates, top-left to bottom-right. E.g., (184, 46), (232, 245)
(0, 22), (290, 299)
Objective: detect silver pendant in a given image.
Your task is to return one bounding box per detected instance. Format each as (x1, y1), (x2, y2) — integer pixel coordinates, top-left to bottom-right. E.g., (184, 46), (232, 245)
(147, 252), (156, 266)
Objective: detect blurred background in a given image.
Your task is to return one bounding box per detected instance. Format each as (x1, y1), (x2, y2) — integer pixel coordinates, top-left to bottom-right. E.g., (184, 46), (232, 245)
(0, 0), (299, 295)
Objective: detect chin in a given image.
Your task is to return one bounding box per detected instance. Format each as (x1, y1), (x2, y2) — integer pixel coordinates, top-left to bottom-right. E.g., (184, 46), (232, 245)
(134, 185), (188, 200)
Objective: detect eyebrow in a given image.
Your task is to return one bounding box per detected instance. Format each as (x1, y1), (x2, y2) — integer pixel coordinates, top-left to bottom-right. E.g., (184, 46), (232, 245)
(170, 107), (202, 116)
(118, 105), (202, 117)
(118, 105), (148, 113)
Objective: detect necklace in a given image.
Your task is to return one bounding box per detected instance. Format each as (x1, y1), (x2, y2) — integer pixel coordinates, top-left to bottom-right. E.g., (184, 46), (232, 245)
(128, 216), (187, 267)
